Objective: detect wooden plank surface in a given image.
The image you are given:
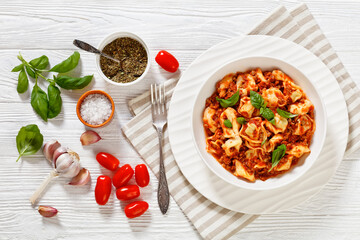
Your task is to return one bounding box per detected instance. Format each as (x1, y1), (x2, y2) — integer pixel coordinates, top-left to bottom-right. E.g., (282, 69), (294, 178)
(0, 0), (359, 239)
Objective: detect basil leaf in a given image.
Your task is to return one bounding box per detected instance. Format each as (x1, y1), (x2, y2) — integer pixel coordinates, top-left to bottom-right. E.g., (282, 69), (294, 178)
(261, 139), (266, 146)
(261, 108), (275, 122)
(216, 91), (239, 108)
(17, 69), (29, 93)
(50, 51), (80, 73)
(12, 64), (24, 72)
(47, 84), (62, 119)
(55, 75), (93, 90)
(224, 119), (233, 128)
(236, 117), (246, 125)
(277, 108), (298, 119)
(250, 90), (265, 109)
(25, 65), (36, 78)
(16, 124), (43, 162)
(269, 144), (286, 171)
(29, 55), (49, 70)
(31, 85), (49, 121)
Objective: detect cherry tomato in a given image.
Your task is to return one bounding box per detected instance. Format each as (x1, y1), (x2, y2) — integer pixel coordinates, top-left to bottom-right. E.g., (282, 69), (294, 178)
(96, 152), (119, 171)
(95, 175), (112, 205)
(124, 201), (149, 218)
(155, 50), (179, 73)
(112, 164), (134, 188)
(135, 164), (150, 187)
(116, 185), (140, 201)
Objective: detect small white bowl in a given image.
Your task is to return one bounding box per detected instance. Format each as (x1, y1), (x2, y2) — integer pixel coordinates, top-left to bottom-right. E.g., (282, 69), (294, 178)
(95, 32), (150, 86)
(191, 56), (327, 190)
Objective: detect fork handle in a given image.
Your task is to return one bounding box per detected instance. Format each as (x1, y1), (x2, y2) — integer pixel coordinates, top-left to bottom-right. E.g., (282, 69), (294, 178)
(156, 128), (170, 214)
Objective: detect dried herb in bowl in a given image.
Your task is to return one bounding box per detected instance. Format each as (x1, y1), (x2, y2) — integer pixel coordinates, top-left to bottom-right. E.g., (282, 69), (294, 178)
(100, 37), (148, 83)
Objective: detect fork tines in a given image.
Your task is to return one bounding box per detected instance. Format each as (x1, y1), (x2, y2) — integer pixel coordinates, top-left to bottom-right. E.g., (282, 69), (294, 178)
(151, 84), (166, 115)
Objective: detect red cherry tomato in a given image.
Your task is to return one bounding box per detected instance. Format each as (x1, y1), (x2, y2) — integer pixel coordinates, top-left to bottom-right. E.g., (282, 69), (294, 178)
(135, 164), (150, 187)
(124, 201), (149, 218)
(116, 185), (140, 201)
(155, 50), (179, 73)
(96, 152), (119, 171)
(112, 164), (134, 188)
(95, 175), (112, 205)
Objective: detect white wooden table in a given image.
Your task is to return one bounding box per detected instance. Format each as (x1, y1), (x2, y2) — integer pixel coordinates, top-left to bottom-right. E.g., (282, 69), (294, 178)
(1, 0), (360, 239)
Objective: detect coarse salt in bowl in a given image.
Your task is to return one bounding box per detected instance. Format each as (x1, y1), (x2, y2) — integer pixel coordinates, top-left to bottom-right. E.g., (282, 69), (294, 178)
(76, 90), (115, 128)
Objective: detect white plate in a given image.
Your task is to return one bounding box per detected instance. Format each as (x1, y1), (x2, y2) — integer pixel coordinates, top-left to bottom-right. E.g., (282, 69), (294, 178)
(168, 35), (349, 214)
(191, 56), (327, 190)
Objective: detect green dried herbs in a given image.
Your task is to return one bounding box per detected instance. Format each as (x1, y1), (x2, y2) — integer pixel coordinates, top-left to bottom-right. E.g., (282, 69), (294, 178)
(100, 37), (148, 83)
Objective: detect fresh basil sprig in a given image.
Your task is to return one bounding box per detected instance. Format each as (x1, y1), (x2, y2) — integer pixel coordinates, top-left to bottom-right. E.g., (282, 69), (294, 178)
(236, 117), (246, 125)
(224, 119), (233, 128)
(216, 91), (239, 108)
(16, 124), (43, 162)
(269, 144), (286, 171)
(261, 139), (267, 146)
(12, 52), (93, 121)
(277, 108), (298, 119)
(250, 91), (276, 125)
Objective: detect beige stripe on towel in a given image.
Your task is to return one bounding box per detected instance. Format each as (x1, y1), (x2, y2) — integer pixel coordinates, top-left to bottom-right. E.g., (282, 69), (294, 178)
(122, 4), (359, 240)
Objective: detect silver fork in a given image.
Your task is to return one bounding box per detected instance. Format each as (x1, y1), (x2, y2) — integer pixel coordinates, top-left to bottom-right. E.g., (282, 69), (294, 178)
(151, 83), (170, 214)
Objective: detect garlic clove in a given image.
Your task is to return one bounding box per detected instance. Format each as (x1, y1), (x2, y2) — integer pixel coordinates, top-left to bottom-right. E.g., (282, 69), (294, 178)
(62, 161), (81, 178)
(80, 130), (102, 146)
(69, 168), (91, 185)
(43, 140), (61, 163)
(38, 205), (58, 217)
(53, 146), (68, 167)
(55, 153), (74, 173)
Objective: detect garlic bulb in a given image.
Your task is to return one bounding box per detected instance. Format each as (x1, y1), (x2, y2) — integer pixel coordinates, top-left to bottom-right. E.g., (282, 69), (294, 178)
(30, 141), (85, 204)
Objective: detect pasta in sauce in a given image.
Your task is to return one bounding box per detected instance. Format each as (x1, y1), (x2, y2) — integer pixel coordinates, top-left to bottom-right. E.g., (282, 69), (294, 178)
(203, 68), (315, 182)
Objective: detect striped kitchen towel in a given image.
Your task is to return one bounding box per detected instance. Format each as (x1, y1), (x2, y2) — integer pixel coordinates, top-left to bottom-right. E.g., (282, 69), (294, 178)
(122, 4), (360, 240)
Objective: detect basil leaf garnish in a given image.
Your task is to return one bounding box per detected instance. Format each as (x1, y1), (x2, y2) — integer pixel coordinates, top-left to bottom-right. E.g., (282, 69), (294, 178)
(50, 51), (80, 73)
(216, 91), (239, 108)
(277, 108), (298, 119)
(55, 75), (93, 90)
(261, 108), (275, 122)
(250, 90), (265, 109)
(224, 119), (233, 128)
(261, 139), (266, 146)
(31, 85), (49, 121)
(47, 84), (62, 119)
(236, 117), (246, 125)
(16, 124), (43, 162)
(269, 144), (286, 171)
(17, 68), (28, 93)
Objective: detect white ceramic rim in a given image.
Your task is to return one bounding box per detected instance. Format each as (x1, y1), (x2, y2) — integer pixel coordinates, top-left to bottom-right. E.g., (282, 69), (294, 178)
(167, 35), (349, 214)
(95, 31), (150, 86)
(190, 56), (327, 190)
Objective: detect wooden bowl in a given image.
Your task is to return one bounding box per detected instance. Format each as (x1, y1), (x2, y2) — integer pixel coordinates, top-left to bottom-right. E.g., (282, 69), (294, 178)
(76, 90), (115, 128)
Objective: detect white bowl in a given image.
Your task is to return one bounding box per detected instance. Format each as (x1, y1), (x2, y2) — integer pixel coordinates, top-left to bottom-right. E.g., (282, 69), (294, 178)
(191, 56), (327, 190)
(95, 32), (150, 86)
